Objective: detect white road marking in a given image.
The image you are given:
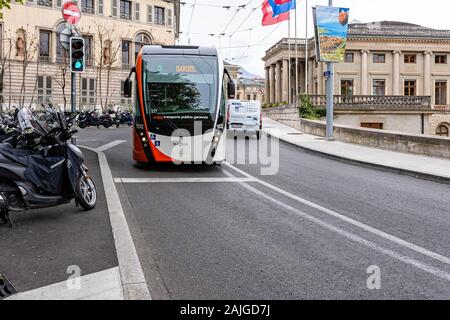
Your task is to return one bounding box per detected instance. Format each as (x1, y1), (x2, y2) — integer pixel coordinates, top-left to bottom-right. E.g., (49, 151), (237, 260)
(224, 163), (450, 267)
(82, 145), (151, 300)
(7, 267), (123, 300)
(96, 140), (127, 152)
(222, 169), (450, 282)
(115, 177), (257, 184)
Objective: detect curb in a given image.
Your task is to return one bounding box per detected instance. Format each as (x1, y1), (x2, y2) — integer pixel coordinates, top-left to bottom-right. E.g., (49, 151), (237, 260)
(262, 129), (450, 185)
(80, 146), (152, 300)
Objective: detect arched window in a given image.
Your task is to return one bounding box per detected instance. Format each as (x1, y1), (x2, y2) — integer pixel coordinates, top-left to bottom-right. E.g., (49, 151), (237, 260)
(134, 33), (151, 60)
(56, 23), (68, 63)
(436, 124), (449, 137)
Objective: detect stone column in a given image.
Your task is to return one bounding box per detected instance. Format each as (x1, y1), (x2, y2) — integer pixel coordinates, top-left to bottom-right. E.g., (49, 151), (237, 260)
(423, 51), (432, 96)
(276, 61), (282, 103)
(361, 50), (369, 95)
(265, 67), (270, 104)
(270, 64), (276, 104)
(282, 59), (289, 103)
(317, 62), (324, 94)
(393, 50), (401, 95)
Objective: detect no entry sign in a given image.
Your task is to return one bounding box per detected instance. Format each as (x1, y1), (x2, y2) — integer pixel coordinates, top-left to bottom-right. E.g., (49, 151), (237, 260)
(62, 2), (81, 25)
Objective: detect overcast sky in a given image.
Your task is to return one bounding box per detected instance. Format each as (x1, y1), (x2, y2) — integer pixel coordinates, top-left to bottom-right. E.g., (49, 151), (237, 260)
(178, 0), (450, 77)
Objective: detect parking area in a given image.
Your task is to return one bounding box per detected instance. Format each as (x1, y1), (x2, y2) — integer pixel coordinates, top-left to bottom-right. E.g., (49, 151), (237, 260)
(0, 150), (118, 295)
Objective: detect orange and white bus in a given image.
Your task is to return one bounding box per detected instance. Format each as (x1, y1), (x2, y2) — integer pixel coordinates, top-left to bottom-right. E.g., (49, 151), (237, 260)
(124, 45), (235, 164)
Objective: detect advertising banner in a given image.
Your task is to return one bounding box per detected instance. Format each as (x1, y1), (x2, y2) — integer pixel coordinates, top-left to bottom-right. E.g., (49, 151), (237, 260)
(313, 6), (350, 62)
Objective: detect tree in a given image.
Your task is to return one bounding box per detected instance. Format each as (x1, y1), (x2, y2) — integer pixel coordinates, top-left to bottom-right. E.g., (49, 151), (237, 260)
(12, 26), (38, 107)
(0, 30), (13, 112)
(53, 55), (70, 111)
(0, 0), (23, 20)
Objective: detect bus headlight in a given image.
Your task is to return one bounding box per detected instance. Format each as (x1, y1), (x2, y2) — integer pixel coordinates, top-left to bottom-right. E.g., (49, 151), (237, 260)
(213, 135), (220, 144)
(142, 137), (148, 142)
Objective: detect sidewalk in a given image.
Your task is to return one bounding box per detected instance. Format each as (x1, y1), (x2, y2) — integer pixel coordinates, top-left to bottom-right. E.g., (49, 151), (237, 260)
(263, 118), (450, 183)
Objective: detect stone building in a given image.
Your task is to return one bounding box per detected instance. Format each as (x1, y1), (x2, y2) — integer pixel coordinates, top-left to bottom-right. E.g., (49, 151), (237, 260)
(236, 77), (265, 102)
(262, 21), (450, 136)
(0, 0), (180, 110)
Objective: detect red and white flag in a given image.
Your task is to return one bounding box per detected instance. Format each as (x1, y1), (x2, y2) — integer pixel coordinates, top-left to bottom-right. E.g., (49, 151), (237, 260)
(261, 0), (290, 26)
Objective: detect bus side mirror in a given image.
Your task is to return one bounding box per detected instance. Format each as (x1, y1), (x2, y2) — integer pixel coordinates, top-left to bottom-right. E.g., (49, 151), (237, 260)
(228, 81), (236, 99)
(124, 78), (132, 98)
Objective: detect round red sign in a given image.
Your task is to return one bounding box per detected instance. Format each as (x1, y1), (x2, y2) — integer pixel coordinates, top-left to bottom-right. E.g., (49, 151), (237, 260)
(62, 2), (81, 25)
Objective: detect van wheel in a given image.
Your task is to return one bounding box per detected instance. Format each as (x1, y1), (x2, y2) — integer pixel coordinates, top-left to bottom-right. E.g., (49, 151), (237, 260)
(256, 131), (261, 140)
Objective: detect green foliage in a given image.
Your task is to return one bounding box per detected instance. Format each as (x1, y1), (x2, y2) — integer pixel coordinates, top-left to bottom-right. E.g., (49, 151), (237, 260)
(298, 94), (326, 120)
(0, 0), (22, 20)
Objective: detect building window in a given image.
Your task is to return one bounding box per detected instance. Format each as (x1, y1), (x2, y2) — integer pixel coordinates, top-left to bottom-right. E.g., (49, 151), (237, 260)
(37, 0), (53, 7)
(167, 8), (173, 26)
(436, 124), (449, 136)
(39, 30), (51, 62)
(435, 54), (447, 64)
(134, 33), (151, 60)
(81, 0), (95, 14)
(344, 52), (354, 63)
(55, 0), (62, 7)
(154, 6), (165, 25)
(340, 79), (354, 96)
(147, 5), (153, 23)
(404, 54), (416, 64)
(373, 53), (386, 63)
(435, 81), (447, 105)
(135, 2), (140, 20)
(361, 123), (383, 130)
(81, 78), (96, 105)
(98, 0), (103, 14)
(404, 80), (416, 96)
(112, 0), (118, 17)
(37, 76), (52, 104)
(253, 94), (257, 100)
(82, 35), (93, 66)
(120, 0), (132, 20)
(372, 80), (386, 96)
(247, 94), (251, 101)
(121, 40), (131, 68)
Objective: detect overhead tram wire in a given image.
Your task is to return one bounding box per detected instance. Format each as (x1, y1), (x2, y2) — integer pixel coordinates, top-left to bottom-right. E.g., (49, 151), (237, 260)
(180, 0), (259, 10)
(186, 0), (198, 45)
(233, 23), (284, 62)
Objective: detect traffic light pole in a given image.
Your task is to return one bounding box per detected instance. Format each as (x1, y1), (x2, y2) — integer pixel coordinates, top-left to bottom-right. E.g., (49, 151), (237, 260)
(71, 67), (77, 145)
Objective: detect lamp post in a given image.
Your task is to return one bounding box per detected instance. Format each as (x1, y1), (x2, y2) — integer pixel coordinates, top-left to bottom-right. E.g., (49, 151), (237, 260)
(325, 0), (335, 141)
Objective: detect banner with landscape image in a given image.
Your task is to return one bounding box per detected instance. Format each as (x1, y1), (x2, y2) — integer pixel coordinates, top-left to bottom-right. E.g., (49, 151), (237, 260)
(313, 6), (350, 62)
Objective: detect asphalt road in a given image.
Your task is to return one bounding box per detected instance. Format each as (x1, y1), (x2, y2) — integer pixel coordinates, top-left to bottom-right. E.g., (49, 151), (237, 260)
(77, 125), (450, 300)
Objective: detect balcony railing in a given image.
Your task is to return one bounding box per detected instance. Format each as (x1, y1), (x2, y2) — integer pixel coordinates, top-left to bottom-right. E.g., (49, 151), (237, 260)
(434, 105), (450, 112)
(120, 13), (132, 20)
(81, 6), (95, 14)
(39, 55), (50, 63)
(307, 95), (432, 111)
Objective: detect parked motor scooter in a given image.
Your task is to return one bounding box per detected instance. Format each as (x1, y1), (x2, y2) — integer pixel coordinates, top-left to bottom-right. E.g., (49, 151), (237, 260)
(0, 108), (97, 227)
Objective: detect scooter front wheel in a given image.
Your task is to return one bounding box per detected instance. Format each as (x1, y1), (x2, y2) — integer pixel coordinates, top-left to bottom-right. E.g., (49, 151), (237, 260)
(76, 175), (97, 210)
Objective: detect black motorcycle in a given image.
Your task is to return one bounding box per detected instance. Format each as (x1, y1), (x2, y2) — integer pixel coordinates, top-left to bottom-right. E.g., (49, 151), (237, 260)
(0, 111), (97, 227)
(77, 111), (113, 129)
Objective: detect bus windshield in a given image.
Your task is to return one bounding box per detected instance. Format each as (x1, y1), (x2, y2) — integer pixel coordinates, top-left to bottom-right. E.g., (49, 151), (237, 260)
(143, 55), (218, 116)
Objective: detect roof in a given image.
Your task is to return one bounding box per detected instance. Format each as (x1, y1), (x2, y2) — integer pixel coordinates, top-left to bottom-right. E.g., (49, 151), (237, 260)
(142, 45), (218, 56)
(237, 78), (264, 86)
(348, 21), (450, 39)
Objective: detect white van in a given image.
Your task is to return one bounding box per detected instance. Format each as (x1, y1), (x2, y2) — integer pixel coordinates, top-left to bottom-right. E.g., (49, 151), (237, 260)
(227, 100), (262, 139)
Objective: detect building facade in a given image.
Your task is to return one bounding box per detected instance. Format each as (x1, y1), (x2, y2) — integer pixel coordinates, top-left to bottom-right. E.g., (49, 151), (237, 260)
(0, 0), (180, 110)
(236, 77), (265, 102)
(262, 21), (450, 136)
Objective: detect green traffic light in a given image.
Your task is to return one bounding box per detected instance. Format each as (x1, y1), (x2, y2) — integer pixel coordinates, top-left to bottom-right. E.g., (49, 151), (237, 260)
(74, 61), (82, 69)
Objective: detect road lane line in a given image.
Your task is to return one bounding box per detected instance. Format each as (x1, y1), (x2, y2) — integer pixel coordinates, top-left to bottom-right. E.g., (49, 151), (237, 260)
(224, 163), (450, 266)
(81, 145), (151, 300)
(114, 177), (257, 184)
(221, 167), (450, 281)
(96, 140), (127, 152)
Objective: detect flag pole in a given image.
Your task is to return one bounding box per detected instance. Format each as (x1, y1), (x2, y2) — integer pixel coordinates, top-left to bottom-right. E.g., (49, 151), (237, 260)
(305, 0), (308, 94)
(294, 0), (298, 105)
(288, 12), (291, 104)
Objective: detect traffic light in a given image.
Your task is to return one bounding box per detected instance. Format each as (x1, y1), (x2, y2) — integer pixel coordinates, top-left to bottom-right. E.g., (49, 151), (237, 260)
(70, 37), (85, 72)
